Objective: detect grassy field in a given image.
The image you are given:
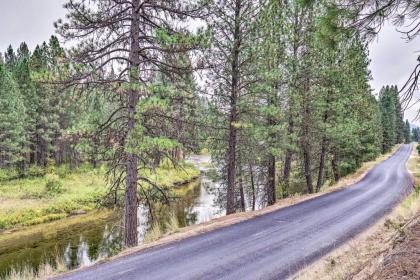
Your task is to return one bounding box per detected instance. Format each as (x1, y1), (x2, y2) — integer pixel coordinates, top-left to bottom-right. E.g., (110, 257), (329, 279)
(0, 163), (199, 230)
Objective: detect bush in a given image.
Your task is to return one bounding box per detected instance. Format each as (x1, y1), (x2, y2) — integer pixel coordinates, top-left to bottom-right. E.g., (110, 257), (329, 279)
(0, 169), (19, 181)
(77, 163), (95, 173)
(46, 159), (57, 174)
(45, 174), (64, 194)
(56, 164), (71, 178)
(417, 145), (420, 155)
(340, 160), (359, 177)
(27, 165), (46, 178)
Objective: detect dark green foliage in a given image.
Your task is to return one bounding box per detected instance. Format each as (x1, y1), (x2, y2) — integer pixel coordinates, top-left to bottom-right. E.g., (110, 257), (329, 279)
(0, 62), (27, 168)
(379, 85), (404, 152)
(0, 36), (109, 175)
(404, 120), (412, 144)
(412, 127), (420, 142)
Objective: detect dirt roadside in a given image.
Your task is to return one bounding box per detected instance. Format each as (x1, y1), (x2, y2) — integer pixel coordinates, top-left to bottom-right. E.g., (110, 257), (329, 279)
(292, 144), (419, 280)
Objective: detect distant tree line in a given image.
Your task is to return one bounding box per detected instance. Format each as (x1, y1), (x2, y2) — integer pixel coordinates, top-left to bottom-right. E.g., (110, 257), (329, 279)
(0, 37), (121, 173)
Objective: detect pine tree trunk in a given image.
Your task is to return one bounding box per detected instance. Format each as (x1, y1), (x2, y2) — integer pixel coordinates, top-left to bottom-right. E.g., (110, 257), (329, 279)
(267, 154), (276, 205)
(249, 163), (256, 211)
(29, 143), (35, 165)
(124, 0), (141, 247)
(316, 98), (331, 192)
(316, 137), (327, 192)
(302, 99), (313, 194)
(332, 154), (340, 182)
(226, 107), (237, 215)
(226, 0), (242, 215)
(282, 113), (294, 194)
(267, 84), (276, 206)
(282, 9), (298, 196)
(303, 145), (313, 194)
(238, 165), (245, 212)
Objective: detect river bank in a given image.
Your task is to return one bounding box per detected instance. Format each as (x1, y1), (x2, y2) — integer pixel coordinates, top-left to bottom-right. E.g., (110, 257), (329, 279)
(0, 163), (199, 231)
(0, 156), (221, 278)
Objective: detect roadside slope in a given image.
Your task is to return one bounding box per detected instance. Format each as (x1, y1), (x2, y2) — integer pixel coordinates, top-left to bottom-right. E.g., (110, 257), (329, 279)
(293, 143), (419, 280)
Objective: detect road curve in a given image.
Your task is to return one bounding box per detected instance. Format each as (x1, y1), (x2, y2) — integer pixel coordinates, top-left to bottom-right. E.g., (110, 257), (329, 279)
(55, 144), (414, 280)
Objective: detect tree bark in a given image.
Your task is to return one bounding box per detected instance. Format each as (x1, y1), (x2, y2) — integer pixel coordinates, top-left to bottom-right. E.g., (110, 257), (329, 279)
(282, 113), (293, 198)
(29, 143), (35, 165)
(302, 88), (313, 194)
(332, 154), (340, 182)
(281, 8), (299, 197)
(124, 0), (141, 247)
(249, 163), (256, 211)
(238, 165), (245, 212)
(267, 154), (276, 205)
(316, 137), (327, 192)
(316, 105), (329, 192)
(303, 144), (313, 194)
(226, 0), (242, 215)
(267, 82), (277, 206)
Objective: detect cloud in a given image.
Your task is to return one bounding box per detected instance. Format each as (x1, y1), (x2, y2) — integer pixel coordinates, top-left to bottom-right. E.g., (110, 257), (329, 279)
(368, 22), (420, 124)
(0, 0), (66, 51)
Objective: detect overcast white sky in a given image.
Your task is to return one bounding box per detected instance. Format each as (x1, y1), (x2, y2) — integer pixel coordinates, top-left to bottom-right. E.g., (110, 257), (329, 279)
(0, 0), (419, 123)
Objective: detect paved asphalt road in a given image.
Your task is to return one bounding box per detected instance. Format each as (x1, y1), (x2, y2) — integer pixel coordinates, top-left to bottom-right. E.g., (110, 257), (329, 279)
(56, 144), (414, 280)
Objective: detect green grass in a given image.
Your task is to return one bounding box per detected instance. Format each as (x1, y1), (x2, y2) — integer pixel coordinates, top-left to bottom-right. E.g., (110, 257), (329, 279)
(0, 162), (199, 230)
(142, 162), (199, 188)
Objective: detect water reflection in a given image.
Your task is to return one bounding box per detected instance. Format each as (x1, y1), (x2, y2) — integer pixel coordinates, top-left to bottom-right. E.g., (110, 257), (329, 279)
(0, 156), (223, 277)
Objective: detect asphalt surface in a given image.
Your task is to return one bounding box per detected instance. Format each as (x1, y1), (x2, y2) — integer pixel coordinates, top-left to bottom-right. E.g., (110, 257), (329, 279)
(56, 144), (414, 280)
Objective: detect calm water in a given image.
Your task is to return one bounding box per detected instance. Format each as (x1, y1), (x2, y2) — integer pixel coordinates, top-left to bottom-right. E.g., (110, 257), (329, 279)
(0, 156), (224, 277)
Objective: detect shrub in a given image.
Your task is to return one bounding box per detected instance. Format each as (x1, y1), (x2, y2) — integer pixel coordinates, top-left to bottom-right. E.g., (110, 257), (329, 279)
(56, 164), (71, 178)
(45, 174), (64, 194)
(27, 165), (46, 178)
(76, 163), (94, 173)
(46, 159), (56, 174)
(0, 169), (19, 181)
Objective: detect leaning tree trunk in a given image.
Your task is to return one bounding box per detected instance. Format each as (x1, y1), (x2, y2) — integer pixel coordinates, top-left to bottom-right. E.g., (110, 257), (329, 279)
(124, 0), (141, 247)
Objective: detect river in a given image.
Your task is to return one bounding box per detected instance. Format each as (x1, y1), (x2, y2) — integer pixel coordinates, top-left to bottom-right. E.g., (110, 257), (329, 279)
(0, 155), (224, 277)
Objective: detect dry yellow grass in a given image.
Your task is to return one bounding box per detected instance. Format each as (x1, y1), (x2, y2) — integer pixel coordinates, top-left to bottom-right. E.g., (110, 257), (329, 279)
(4, 256), (67, 280)
(291, 144), (420, 280)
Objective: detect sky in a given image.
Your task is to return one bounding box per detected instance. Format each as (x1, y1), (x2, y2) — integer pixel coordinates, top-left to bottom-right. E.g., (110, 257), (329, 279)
(0, 0), (419, 123)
